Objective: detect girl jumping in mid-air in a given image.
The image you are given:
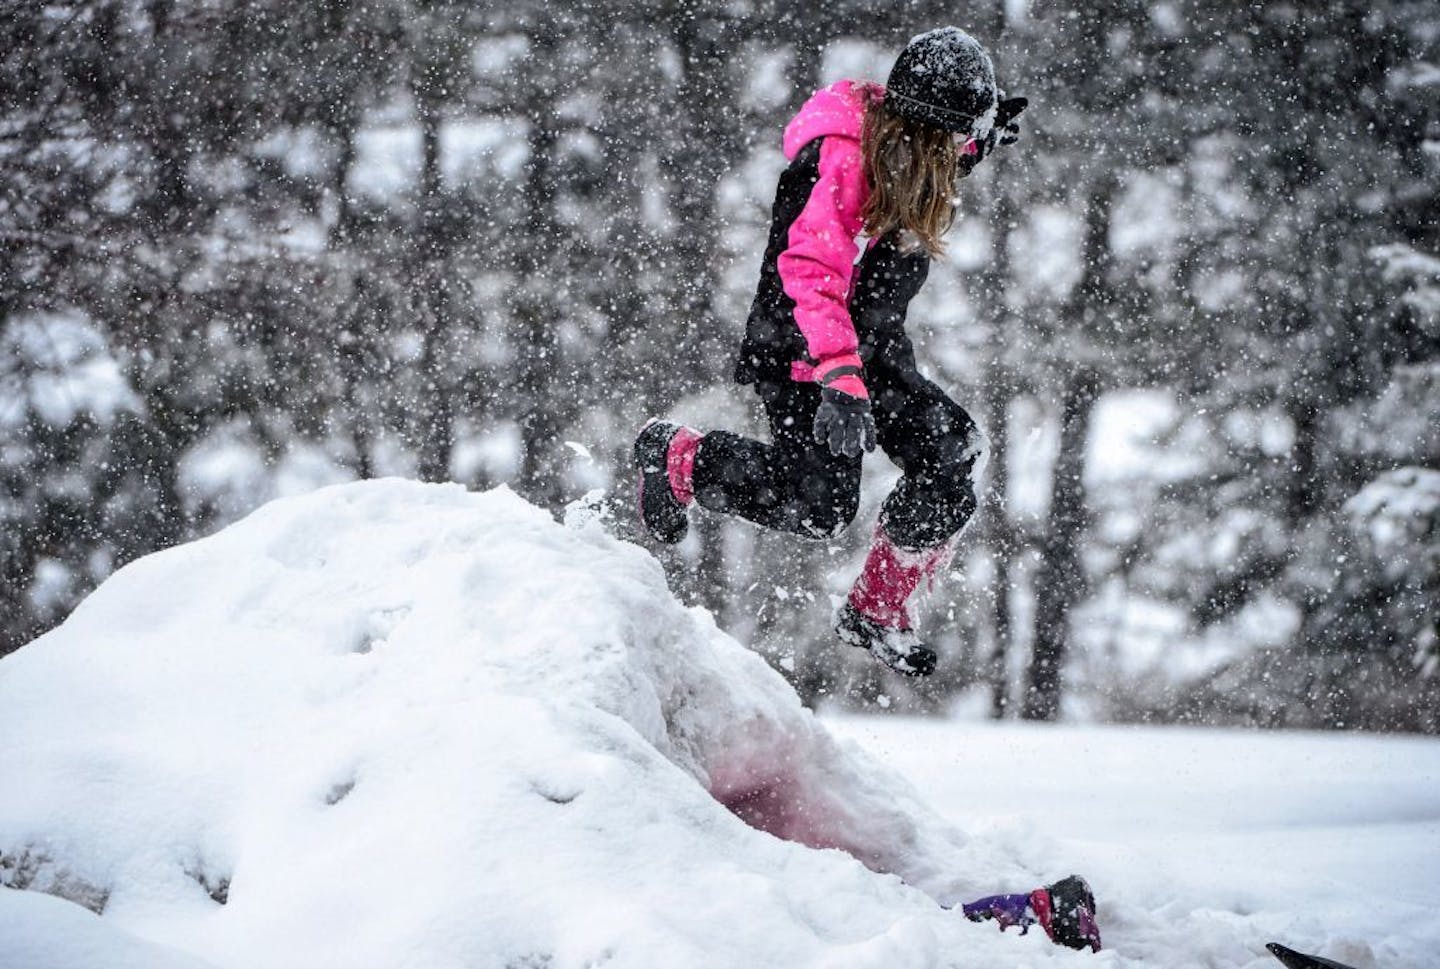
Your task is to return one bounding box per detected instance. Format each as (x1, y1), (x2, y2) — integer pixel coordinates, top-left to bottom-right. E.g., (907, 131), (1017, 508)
(637, 27), (1026, 679)
(637, 30), (1102, 950)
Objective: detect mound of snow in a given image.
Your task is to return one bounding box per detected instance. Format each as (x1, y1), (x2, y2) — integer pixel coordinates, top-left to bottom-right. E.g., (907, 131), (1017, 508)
(0, 889), (218, 969)
(1, 480), (1055, 969)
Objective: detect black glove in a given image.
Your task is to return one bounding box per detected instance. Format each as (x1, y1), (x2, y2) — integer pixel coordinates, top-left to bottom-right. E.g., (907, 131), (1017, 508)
(991, 96), (1029, 151)
(958, 96), (1028, 177)
(813, 386), (877, 459)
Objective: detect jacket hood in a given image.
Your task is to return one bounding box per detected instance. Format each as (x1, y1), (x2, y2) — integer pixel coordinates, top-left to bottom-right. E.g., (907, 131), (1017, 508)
(782, 80), (873, 160)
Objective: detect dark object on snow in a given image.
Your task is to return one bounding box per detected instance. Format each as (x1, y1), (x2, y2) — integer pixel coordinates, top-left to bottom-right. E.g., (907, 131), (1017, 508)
(835, 601), (937, 676)
(812, 386), (877, 458)
(1040, 874), (1102, 952)
(959, 873), (1102, 952)
(885, 27), (997, 134)
(634, 419), (689, 544)
(1267, 942), (1361, 969)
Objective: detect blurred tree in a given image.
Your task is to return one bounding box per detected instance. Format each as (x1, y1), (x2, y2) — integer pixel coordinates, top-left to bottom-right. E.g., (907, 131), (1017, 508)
(1, 0), (1435, 737)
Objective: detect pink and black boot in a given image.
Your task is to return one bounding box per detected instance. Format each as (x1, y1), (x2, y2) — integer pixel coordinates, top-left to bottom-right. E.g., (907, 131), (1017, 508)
(836, 524), (956, 676)
(634, 419), (702, 544)
(959, 875), (1102, 952)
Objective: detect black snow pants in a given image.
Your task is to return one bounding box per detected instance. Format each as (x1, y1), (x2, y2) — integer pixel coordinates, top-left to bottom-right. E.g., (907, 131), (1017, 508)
(691, 243), (987, 550)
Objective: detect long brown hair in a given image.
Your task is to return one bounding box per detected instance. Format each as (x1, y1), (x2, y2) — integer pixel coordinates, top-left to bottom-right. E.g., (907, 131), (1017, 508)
(859, 84), (959, 257)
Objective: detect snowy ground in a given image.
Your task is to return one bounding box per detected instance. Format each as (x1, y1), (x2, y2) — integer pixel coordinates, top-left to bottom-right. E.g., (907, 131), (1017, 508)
(1, 480), (1436, 969)
(826, 716), (1440, 969)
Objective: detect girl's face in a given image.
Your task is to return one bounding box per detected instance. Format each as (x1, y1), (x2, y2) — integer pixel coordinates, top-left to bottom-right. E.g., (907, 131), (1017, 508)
(953, 132), (980, 158)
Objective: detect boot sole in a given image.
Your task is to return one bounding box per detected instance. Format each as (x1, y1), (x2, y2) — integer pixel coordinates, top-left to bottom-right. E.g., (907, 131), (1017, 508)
(634, 420), (688, 544)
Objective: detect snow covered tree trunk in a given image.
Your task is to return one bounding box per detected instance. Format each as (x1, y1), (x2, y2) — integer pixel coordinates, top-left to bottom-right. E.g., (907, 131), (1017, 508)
(511, 20), (568, 508)
(409, 29), (466, 485)
(669, 15), (735, 388)
(1285, 394), (1322, 526)
(984, 381), (1016, 720)
(978, 183), (1020, 719)
(1022, 368), (1099, 721)
(1020, 168), (1115, 721)
(414, 264), (457, 484)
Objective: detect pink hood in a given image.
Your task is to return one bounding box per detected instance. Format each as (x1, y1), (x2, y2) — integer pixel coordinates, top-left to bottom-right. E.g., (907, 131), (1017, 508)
(772, 80), (878, 389)
(782, 80), (874, 160)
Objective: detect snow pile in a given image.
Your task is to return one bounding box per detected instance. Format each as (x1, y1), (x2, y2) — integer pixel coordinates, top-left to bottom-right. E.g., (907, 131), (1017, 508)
(1, 479), (1048, 969)
(0, 890), (216, 969)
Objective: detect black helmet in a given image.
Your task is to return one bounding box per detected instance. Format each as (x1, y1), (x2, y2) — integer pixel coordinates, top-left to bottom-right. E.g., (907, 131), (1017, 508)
(885, 27), (998, 135)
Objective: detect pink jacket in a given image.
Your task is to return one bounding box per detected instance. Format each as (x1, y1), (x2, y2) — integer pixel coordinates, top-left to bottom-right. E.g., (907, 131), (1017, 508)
(778, 80), (876, 397)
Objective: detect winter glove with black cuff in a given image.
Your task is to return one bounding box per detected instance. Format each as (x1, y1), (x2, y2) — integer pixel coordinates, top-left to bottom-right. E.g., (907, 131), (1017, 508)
(812, 356), (877, 459)
(958, 96), (1028, 178)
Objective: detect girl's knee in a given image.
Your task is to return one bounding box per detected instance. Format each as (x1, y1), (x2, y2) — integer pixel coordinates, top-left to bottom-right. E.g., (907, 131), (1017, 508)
(930, 403), (986, 467)
(958, 422), (989, 492)
(941, 424), (987, 512)
(802, 502), (859, 541)
(796, 487), (860, 540)
(881, 420), (986, 549)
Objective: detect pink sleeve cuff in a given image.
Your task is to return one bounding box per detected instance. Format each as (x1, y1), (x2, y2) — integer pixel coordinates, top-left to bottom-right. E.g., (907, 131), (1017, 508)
(814, 354), (868, 400)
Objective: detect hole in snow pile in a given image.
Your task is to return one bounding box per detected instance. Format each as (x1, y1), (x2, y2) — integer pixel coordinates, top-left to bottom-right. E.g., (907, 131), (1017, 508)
(0, 849), (110, 914)
(183, 862), (230, 906)
(324, 778), (357, 806)
(352, 605), (411, 654)
(531, 781), (580, 805)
